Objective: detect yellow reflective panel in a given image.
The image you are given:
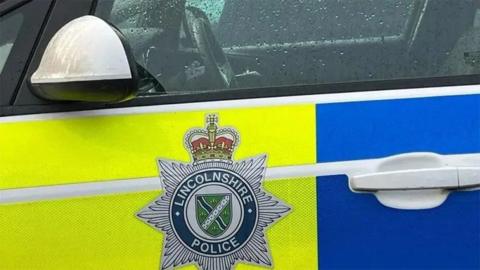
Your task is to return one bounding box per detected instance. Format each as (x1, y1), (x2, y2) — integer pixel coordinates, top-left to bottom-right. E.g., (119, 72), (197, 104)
(0, 105), (315, 189)
(0, 191), (163, 270)
(0, 177), (317, 270)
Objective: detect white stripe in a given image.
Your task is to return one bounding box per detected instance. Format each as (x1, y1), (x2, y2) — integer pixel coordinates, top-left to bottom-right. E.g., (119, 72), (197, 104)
(0, 177), (161, 204)
(1, 153), (478, 204)
(1, 84), (479, 123)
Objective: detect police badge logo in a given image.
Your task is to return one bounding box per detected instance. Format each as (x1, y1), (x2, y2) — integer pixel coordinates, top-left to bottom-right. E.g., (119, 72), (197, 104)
(137, 114), (291, 270)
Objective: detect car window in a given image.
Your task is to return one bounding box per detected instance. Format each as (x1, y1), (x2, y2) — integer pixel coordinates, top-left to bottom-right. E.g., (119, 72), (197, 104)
(186, 0), (224, 25)
(214, 0), (414, 46)
(0, 12), (24, 74)
(95, 0), (480, 96)
(475, 9), (480, 28)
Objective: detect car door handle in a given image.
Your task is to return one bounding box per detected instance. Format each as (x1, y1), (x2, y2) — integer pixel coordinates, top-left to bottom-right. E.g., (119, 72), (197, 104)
(350, 167), (480, 192)
(346, 153), (480, 209)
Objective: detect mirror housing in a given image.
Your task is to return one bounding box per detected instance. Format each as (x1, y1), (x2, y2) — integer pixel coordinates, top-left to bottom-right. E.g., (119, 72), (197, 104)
(30, 16), (138, 103)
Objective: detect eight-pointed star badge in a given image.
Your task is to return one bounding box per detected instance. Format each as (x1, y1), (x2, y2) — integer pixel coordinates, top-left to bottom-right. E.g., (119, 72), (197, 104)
(137, 114), (291, 270)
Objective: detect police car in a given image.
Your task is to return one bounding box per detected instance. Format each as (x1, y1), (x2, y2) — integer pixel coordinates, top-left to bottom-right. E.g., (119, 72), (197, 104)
(1, 0), (479, 269)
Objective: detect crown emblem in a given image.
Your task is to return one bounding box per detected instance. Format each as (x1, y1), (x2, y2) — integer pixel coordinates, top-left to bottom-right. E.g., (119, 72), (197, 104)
(185, 114), (239, 163)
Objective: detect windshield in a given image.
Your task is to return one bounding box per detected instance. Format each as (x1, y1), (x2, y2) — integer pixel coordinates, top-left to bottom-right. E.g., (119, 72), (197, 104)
(95, 0), (480, 95)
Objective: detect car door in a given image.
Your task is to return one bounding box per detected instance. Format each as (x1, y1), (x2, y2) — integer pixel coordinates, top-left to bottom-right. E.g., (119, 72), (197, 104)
(1, 1), (479, 270)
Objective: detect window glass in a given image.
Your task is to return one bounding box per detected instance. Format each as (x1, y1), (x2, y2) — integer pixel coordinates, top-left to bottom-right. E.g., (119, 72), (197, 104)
(475, 9), (480, 28)
(96, 0), (480, 96)
(215, 0), (414, 47)
(186, 0), (224, 25)
(0, 12), (24, 74)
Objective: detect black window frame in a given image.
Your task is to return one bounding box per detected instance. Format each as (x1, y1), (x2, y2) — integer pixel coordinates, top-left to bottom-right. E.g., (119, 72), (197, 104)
(3, 74), (479, 117)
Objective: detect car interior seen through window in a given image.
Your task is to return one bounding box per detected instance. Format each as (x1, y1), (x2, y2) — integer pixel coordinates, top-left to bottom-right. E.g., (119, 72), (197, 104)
(95, 0), (480, 96)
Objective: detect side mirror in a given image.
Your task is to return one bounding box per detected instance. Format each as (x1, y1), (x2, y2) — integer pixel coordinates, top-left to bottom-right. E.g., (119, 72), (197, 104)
(30, 16), (138, 103)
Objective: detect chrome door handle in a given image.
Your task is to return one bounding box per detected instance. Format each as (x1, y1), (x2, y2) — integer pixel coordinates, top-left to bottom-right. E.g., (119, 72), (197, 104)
(350, 167), (480, 192)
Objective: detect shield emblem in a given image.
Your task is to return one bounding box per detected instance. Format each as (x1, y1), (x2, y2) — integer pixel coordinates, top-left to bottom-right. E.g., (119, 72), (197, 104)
(196, 193), (232, 238)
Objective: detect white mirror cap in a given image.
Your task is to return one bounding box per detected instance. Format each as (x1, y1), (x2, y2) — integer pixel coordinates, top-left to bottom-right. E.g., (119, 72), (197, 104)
(31, 15), (132, 84)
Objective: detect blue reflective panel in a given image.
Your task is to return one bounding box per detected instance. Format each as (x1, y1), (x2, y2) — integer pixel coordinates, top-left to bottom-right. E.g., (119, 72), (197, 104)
(315, 95), (480, 269)
(316, 175), (480, 269)
(316, 95), (480, 162)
